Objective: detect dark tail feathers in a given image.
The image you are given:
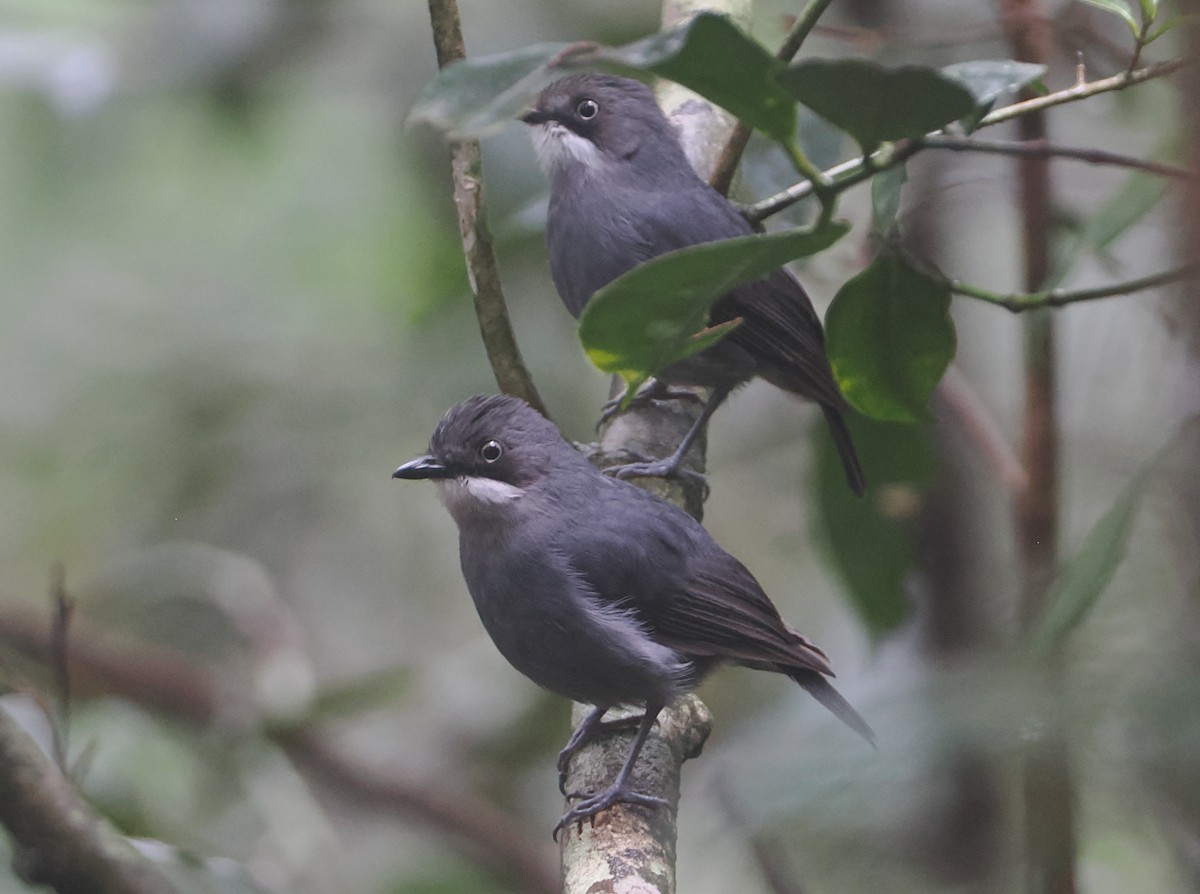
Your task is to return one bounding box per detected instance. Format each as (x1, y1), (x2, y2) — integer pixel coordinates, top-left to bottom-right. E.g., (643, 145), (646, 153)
(821, 403), (866, 497)
(792, 669), (875, 747)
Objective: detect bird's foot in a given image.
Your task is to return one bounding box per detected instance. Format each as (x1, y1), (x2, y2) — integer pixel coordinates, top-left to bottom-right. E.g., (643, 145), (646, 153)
(552, 783), (669, 841)
(603, 450), (707, 490)
(598, 382), (704, 427)
(556, 713), (646, 795)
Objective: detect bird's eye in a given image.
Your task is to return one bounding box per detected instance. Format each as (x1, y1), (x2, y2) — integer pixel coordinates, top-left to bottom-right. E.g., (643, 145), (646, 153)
(480, 440), (503, 463)
(576, 98), (599, 120)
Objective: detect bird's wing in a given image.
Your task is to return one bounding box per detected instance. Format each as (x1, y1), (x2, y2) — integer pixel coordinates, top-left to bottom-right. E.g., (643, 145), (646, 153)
(649, 548), (834, 677)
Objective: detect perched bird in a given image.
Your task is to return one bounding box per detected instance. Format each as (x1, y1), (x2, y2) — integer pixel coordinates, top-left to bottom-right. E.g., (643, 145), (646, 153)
(393, 394), (871, 837)
(522, 73), (866, 495)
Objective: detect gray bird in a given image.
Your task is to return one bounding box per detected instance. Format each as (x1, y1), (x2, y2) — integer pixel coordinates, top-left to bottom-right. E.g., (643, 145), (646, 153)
(522, 73), (866, 495)
(393, 394), (872, 837)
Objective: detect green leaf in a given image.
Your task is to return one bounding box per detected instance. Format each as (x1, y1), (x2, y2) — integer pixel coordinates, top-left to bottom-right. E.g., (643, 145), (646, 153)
(1138, 0), (1159, 26)
(593, 12), (797, 145)
(825, 254), (956, 422)
(406, 43), (570, 137)
(814, 415), (936, 635)
(406, 14), (797, 143)
(1028, 474), (1145, 657)
(778, 59), (977, 154)
(1079, 0), (1140, 35)
(1147, 13), (1200, 42)
(941, 60), (1047, 130)
(579, 223), (850, 394)
(870, 163), (907, 235)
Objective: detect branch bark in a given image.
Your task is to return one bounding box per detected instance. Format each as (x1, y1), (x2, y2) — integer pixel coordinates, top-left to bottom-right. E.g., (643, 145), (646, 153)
(557, 2), (745, 890)
(426, 0), (547, 416)
(0, 706), (179, 894)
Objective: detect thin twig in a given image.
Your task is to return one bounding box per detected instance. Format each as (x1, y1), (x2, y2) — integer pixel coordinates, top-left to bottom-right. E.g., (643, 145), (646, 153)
(946, 261), (1199, 311)
(426, 0), (547, 416)
(709, 0), (837, 195)
(48, 564), (72, 774)
(919, 135), (1193, 180)
(745, 57), (1188, 223)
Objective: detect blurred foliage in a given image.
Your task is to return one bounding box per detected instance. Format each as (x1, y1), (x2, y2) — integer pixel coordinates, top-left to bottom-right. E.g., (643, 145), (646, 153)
(0, 0), (1197, 893)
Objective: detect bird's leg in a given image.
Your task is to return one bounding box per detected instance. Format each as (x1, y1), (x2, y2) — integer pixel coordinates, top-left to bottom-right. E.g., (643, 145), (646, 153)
(553, 705), (667, 841)
(557, 707), (647, 794)
(603, 385), (731, 482)
(598, 379), (704, 427)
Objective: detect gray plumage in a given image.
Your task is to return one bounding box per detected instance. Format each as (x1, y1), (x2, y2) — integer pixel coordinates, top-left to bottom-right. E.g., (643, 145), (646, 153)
(522, 73), (866, 495)
(393, 394), (872, 835)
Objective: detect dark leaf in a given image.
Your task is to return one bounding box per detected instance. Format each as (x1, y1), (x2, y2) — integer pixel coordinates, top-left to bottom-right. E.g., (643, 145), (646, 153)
(814, 416), (936, 635)
(870, 163), (907, 235)
(406, 43), (570, 137)
(594, 12), (797, 144)
(941, 59), (1047, 131)
(778, 59), (977, 153)
(579, 223), (850, 396)
(825, 254), (956, 422)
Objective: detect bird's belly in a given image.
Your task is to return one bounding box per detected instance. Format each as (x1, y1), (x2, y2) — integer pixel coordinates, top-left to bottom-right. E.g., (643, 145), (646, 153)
(468, 576), (686, 708)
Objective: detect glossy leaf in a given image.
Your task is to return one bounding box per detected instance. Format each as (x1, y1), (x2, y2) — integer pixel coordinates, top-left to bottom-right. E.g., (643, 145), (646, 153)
(825, 254), (955, 422)
(406, 13), (796, 143)
(1079, 0), (1140, 34)
(778, 59), (977, 153)
(1148, 13), (1200, 42)
(594, 12), (797, 145)
(871, 163), (907, 235)
(814, 415), (936, 636)
(1029, 474), (1145, 656)
(406, 43), (569, 137)
(579, 223), (850, 396)
(942, 59), (1047, 130)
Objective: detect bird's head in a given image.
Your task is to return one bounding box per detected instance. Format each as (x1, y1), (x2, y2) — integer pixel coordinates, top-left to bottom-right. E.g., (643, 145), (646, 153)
(393, 395), (583, 525)
(520, 73), (686, 180)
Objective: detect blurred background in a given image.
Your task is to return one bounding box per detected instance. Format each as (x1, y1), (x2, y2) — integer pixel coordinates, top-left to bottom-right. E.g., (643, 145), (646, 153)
(0, 0), (1197, 892)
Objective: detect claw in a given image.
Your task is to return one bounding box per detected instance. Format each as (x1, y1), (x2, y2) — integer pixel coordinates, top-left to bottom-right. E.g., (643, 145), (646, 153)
(552, 786), (669, 841)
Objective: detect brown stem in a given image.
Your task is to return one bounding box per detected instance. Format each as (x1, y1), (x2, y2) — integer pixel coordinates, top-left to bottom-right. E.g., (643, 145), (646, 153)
(999, 3), (1077, 894)
(919, 135), (1194, 181)
(425, 0), (547, 416)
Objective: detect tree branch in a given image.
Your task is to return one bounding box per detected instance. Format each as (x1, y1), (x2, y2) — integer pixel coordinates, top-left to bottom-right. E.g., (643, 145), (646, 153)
(0, 603), (557, 894)
(745, 56), (1188, 224)
(426, 0), (547, 416)
(0, 706), (179, 894)
(919, 134), (1194, 181)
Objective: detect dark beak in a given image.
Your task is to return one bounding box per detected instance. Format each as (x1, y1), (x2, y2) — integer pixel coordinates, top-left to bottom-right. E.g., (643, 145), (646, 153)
(520, 108), (551, 125)
(392, 455), (453, 480)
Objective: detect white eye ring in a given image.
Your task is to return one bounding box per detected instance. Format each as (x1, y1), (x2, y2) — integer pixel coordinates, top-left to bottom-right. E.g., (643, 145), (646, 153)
(480, 440), (503, 463)
(576, 98), (599, 120)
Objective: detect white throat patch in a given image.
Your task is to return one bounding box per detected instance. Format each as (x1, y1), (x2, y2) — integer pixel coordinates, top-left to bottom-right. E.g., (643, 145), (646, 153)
(435, 476), (524, 517)
(529, 121), (607, 174)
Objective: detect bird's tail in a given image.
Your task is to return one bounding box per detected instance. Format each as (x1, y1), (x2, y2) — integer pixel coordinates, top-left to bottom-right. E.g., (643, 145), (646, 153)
(821, 403), (867, 497)
(791, 668), (876, 746)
